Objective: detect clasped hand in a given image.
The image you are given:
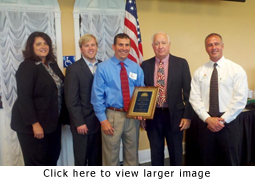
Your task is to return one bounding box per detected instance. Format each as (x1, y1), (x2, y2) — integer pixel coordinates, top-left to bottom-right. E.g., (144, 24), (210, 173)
(205, 117), (225, 132)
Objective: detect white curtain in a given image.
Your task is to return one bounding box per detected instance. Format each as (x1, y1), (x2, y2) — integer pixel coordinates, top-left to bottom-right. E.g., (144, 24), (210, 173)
(0, 7), (125, 166)
(80, 10), (125, 61)
(0, 7), (56, 166)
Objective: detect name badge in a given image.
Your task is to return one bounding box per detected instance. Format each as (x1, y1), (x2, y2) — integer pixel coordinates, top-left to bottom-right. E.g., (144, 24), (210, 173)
(129, 72), (137, 80)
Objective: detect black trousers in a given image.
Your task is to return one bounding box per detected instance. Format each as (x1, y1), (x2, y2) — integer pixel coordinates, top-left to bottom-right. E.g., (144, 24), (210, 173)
(72, 129), (102, 166)
(146, 108), (183, 166)
(199, 118), (240, 166)
(17, 126), (61, 166)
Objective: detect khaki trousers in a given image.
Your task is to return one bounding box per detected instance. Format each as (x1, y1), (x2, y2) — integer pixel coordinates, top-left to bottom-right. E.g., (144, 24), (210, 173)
(102, 109), (140, 166)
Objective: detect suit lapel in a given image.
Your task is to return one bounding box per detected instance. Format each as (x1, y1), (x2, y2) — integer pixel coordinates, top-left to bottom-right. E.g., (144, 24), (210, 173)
(148, 57), (156, 86)
(167, 54), (175, 91)
(50, 62), (64, 81)
(37, 62), (64, 90)
(79, 58), (94, 78)
(80, 58), (102, 77)
(38, 63), (55, 82)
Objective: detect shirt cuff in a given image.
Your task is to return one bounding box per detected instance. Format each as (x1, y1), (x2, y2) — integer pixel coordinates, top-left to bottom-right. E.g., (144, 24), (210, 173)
(200, 111), (211, 122)
(96, 112), (107, 122)
(221, 112), (232, 124)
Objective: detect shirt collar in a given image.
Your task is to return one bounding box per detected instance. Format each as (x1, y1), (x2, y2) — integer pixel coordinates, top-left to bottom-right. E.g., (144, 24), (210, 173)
(155, 54), (169, 64)
(209, 56), (225, 68)
(112, 55), (131, 67)
(82, 56), (98, 67)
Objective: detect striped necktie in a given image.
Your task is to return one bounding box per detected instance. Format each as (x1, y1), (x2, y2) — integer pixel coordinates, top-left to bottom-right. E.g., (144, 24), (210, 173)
(209, 63), (219, 117)
(120, 62), (130, 112)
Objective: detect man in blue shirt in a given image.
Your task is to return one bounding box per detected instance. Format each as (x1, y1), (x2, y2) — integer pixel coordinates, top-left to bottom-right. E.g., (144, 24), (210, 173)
(91, 33), (144, 166)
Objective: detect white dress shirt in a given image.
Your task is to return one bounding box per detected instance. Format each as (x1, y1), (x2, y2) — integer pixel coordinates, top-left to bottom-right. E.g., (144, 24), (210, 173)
(189, 56), (248, 123)
(83, 56), (98, 75)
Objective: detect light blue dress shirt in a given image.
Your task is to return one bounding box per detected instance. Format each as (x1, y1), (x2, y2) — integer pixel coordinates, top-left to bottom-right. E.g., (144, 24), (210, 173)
(91, 56), (144, 122)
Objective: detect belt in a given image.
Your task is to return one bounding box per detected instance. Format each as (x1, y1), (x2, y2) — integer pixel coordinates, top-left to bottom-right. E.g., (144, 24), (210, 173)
(108, 107), (125, 112)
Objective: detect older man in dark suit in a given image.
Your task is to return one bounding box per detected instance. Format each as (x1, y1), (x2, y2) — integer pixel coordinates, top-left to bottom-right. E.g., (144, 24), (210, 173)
(65, 34), (101, 166)
(141, 32), (192, 166)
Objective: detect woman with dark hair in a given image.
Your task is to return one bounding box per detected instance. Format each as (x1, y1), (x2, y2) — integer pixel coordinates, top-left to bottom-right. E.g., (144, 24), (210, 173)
(11, 32), (69, 166)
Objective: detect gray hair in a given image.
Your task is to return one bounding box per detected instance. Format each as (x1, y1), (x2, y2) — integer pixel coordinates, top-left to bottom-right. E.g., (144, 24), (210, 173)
(151, 31), (171, 45)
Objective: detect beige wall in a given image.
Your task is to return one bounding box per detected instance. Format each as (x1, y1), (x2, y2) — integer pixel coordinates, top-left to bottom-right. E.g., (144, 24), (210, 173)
(137, 0), (255, 87)
(58, 0), (75, 57)
(59, 0), (255, 150)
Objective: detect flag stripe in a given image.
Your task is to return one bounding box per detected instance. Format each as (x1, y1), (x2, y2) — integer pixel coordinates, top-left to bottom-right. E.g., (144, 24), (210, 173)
(129, 48), (139, 62)
(124, 24), (139, 47)
(130, 35), (139, 58)
(124, 0), (143, 64)
(128, 54), (138, 63)
(125, 11), (138, 29)
(124, 18), (138, 39)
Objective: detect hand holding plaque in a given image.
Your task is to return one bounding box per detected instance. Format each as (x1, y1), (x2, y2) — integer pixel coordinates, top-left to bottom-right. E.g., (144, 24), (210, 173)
(126, 86), (159, 119)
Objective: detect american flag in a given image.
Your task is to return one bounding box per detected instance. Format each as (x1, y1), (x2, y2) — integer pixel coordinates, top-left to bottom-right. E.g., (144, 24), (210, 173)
(124, 0), (143, 64)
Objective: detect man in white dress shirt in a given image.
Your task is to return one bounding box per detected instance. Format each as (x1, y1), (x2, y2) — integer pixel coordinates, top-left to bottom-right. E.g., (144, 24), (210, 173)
(189, 33), (248, 165)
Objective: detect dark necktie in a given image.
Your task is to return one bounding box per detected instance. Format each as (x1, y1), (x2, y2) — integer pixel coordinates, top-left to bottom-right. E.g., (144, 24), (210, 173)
(156, 60), (166, 107)
(209, 63), (219, 117)
(120, 62), (130, 112)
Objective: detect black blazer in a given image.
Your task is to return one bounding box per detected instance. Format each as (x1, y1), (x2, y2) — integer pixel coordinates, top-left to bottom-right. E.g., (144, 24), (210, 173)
(11, 60), (69, 134)
(65, 58), (101, 134)
(141, 54), (193, 131)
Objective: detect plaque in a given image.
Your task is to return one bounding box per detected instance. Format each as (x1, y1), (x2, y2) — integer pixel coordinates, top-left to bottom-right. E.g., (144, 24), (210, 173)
(126, 86), (159, 119)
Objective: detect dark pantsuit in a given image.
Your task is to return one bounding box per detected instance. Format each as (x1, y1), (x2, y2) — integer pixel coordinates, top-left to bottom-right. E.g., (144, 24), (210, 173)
(11, 60), (69, 166)
(146, 108), (183, 166)
(17, 126), (61, 166)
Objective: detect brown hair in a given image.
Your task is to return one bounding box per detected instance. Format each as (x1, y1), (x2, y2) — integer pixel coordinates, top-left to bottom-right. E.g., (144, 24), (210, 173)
(23, 31), (56, 63)
(114, 33), (130, 45)
(205, 33), (223, 44)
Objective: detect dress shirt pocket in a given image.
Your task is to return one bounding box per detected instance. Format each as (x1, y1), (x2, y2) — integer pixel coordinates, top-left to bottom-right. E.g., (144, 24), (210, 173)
(128, 77), (136, 87)
(198, 74), (210, 86)
(220, 77), (233, 87)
